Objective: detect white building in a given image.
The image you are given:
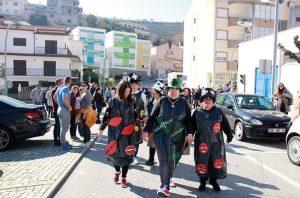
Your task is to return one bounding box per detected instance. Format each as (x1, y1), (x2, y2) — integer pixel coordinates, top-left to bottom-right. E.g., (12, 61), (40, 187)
(0, 23), (81, 93)
(238, 26), (300, 98)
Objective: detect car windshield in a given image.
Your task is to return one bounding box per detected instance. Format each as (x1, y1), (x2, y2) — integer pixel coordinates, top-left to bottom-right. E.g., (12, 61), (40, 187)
(0, 96), (28, 107)
(235, 95), (274, 110)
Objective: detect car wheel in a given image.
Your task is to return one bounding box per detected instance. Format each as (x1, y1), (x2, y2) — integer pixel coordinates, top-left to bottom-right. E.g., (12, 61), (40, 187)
(0, 127), (13, 151)
(287, 136), (300, 166)
(234, 122), (247, 141)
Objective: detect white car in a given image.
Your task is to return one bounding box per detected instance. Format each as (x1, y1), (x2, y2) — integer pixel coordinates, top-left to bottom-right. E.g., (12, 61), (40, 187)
(286, 117), (300, 166)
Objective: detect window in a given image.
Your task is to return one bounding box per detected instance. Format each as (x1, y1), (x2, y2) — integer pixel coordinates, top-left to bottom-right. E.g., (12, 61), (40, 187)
(217, 8), (228, 18)
(216, 52), (227, 62)
(45, 40), (57, 54)
(13, 2), (18, 6)
(193, 36), (196, 42)
(44, 61), (56, 76)
(194, 18), (196, 24)
(216, 94), (226, 105)
(13, 38), (26, 46)
(193, 55), (195, 62)
(68, 9), (71, 13)
(67, 19), (71, 23)
(216, 30), (227, 40)
(223, 95), (235, 107)
(296, 17), (300, 22)
(13, 60), (26, 76)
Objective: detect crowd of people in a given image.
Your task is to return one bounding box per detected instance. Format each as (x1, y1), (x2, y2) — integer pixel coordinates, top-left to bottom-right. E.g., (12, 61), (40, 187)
(29, 74), (300, 197)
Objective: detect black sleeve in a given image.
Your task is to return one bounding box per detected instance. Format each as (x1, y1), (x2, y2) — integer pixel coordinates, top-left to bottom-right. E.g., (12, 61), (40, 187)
(191, 110), (198, 134)
(99, 102), (112, 130)
(143, 98), (162, 132)
(221, 111), (233, 140)
(184, 100), (194, 135)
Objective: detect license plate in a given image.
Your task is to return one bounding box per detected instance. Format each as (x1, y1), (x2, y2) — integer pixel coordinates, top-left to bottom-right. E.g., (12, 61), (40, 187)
(268, 128), (286, 133)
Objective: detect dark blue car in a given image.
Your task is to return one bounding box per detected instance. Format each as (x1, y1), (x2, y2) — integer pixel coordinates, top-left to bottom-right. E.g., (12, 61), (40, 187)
(0, 96), (51, 151)
(215, 93), (291, 141)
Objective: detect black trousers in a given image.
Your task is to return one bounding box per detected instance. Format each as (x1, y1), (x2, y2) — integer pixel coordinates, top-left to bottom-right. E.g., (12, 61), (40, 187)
(70, 112), (77, 137)
(53, 111), (60, 142)
(114, 165), (129, 178)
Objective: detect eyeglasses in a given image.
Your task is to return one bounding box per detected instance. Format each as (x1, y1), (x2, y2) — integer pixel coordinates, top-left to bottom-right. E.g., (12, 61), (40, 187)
(80, 84), (87, 87)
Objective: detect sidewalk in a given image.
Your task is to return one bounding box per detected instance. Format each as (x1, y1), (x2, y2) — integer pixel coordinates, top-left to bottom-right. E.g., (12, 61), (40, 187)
(0, 124), (100, 198)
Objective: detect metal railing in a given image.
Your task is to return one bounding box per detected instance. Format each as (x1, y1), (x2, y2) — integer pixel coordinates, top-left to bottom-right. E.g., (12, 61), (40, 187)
(6, 68), (71, 77)
(35, 47), (67, 55)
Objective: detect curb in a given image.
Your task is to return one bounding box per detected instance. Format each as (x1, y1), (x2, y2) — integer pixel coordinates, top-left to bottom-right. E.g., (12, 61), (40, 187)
(42, 134), (98, 198)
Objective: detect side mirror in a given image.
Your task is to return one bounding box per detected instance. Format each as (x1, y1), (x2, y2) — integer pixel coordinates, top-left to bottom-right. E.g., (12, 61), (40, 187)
(227, 105), (234, 110)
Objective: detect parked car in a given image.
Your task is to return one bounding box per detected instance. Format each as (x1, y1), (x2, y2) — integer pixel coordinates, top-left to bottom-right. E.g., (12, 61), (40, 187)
(0, 95), (51, 151)
(215, 93), (291, 141)
(286, 117), (300, 166)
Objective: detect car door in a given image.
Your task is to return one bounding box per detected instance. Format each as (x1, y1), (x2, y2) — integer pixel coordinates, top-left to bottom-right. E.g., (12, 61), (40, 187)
(221, 95), (236, 129)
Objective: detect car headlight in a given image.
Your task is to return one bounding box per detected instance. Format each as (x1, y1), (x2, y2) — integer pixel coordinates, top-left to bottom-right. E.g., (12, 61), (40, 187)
(251, 119), (263, 125)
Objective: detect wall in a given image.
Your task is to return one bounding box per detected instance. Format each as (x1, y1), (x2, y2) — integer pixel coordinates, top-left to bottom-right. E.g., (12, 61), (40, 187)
(136, 39), (151, 76)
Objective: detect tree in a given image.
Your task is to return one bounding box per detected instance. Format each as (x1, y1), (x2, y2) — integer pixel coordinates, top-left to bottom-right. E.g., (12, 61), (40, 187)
(83, 68), (99, 83)
(29, 14), (48, 26)
(153, 37), (162, 46)
(84, 14), (98, 28)
(278, 35), (300, 63)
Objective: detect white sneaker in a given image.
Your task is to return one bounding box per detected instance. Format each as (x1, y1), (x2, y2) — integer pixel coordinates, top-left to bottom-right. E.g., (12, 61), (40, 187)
(132, 157), (139, 165)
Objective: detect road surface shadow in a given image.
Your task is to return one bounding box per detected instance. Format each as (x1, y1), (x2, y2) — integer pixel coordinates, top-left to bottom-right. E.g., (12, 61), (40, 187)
(0, 170), (3, 178)
(244, 139), (286, 150)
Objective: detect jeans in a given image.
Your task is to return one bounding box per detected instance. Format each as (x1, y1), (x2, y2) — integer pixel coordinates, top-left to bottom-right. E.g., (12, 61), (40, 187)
(154, 132), (172, 189)
(96, 104), (102, 120)
(57, 107), (71, 144)
(53, 111), (60, 142)
(70, 112), (77, 137)
(79, 121), (90, 143)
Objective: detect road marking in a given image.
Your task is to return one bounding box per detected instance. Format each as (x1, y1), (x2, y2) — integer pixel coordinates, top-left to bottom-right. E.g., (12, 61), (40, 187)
(245, 155), (300, 191)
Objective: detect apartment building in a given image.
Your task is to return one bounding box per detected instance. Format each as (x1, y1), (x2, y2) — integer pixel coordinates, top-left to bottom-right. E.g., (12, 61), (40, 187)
(47, 0), (82, 27)
(0, 0), (25, 19)
(24, 2), (47, 21)
(184, 0), (300, 89)
(0, 22), (81, 93)
(151, 43), (183, 79)
(136, 39), (151, 76)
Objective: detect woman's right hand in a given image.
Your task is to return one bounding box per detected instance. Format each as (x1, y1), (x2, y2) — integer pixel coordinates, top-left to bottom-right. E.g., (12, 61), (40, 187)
(143, 132), (150, 142)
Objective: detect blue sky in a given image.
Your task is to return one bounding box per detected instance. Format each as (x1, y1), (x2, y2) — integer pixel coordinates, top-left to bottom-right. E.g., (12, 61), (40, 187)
(28, 0), (193, 22)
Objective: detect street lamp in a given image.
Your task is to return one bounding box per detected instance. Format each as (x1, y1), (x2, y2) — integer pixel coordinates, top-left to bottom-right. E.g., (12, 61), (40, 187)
(230, 43), (239, 81)
(4, 21), (15, 96)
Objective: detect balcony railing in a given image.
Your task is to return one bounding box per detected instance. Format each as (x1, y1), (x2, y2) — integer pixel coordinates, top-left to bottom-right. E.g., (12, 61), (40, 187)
(6, 68), (71, 77)
(35, 47), (67, 55)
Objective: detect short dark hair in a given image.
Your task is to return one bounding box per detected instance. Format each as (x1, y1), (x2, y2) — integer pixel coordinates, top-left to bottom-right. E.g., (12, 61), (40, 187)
(80, 81), (90, 90)
(55, 78), (62, 85)
(117, 80), (132, 101)
(64, 77), (72, 84)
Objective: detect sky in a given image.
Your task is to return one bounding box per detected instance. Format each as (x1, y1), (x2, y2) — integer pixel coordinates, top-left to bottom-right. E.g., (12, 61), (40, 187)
(27, 0), (193, 22)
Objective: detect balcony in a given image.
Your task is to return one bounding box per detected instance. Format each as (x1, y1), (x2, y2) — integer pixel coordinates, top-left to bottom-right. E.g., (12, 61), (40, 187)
(6, 68), (71, 77)
(35, 47), (67, 55)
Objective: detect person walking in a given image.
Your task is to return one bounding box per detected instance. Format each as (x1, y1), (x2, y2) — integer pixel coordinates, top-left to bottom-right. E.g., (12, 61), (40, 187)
(93, 87), (104, 124)
(143, 78), (193, 197)
(127, 73), (148, 165)
(51, 79), (63, 146)
(55, 77), (73, 150)
(145, 81), (165, 166)
(191, 88), (233, 192)
(273, 83), (293, 114)
(30, 84), (43, 105)
(98, 80), (139, 188)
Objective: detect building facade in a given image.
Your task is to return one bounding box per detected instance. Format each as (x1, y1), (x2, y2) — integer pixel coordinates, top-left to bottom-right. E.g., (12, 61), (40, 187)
(0, 23), (81, 93)
(184, 0), (300, 89)
(151, 43), (183, 79)
(47, 0), (82, 27)
(0, 0), (26, 19)
(136, 39), (151, 76)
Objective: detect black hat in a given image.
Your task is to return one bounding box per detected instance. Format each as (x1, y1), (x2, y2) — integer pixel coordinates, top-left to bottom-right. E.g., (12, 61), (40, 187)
(200, 88), (216, 102)
(127, 73), (140, 83)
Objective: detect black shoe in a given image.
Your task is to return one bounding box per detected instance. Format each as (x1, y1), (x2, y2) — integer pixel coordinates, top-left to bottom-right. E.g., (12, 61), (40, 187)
(145, 160), (154, 166)
(209, 180), (220, 191)
(198, 183), (206, 191)
(54, 141), (61, 146)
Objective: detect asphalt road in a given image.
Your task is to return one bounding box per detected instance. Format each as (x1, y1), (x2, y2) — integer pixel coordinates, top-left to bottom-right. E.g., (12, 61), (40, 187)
(55, 134), (300, 198)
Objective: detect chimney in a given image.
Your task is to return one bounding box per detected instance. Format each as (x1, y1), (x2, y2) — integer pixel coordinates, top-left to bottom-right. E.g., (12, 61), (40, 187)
(0, 15), (5, 26)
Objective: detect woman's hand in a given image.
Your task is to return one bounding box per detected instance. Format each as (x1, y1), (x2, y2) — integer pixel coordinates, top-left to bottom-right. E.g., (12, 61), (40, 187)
(143, 132), (150, 142)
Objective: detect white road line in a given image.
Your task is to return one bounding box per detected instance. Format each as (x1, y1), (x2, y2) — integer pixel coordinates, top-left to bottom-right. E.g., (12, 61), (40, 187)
(245, 155), (300, 191)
